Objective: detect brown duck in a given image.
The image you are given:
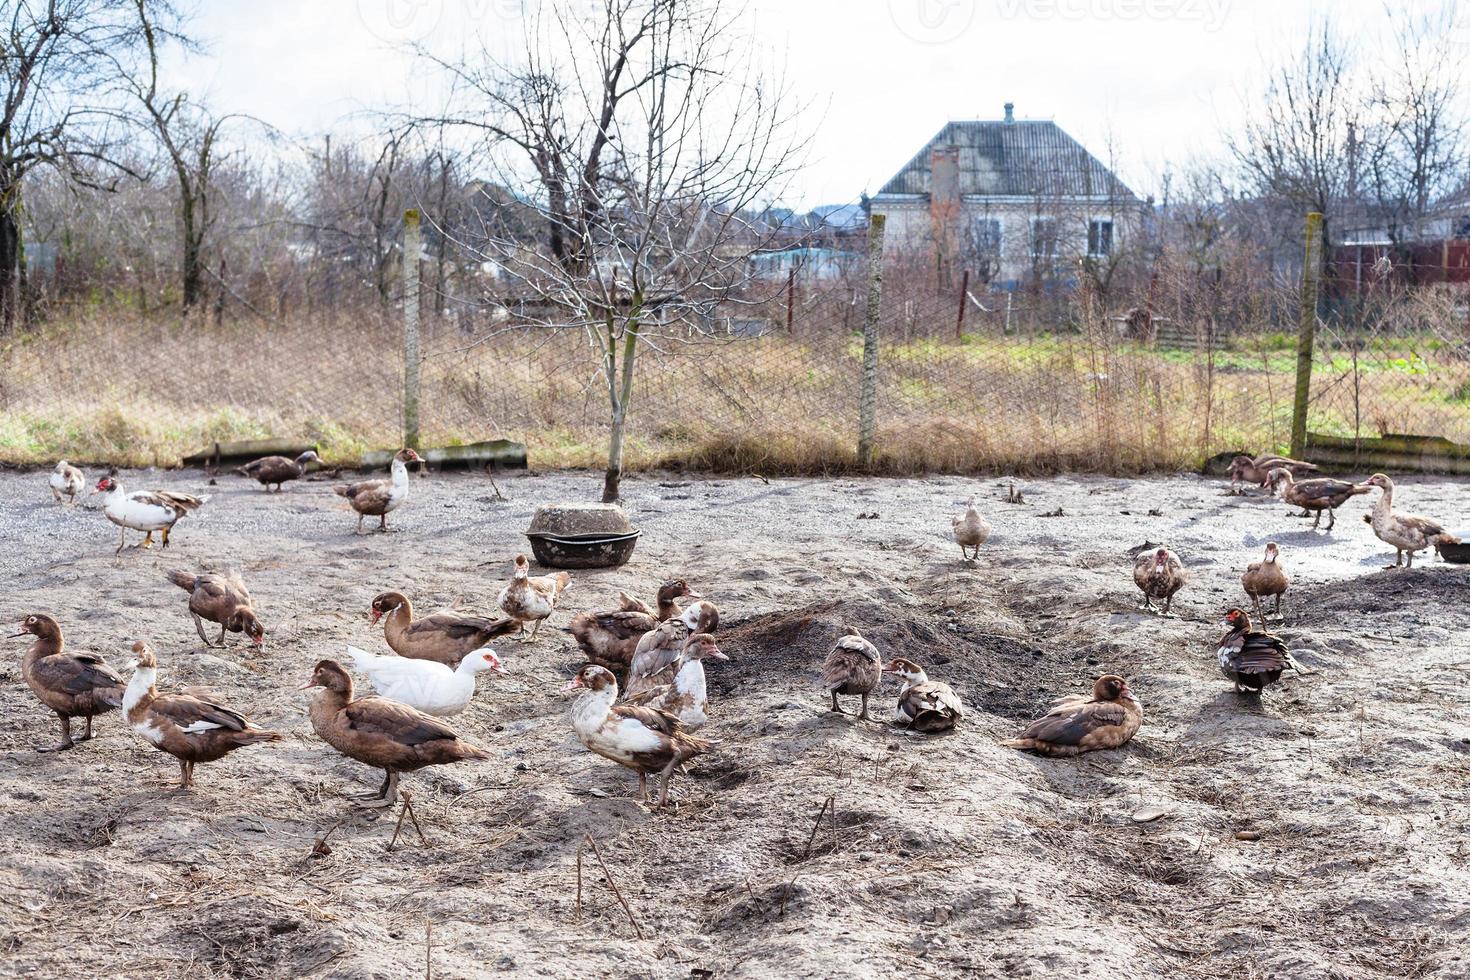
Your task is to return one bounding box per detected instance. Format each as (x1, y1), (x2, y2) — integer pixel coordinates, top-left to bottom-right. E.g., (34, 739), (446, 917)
(571, 579), (701, 676)
(167, 569), (264, 647)
(1266, 468), (1370, 530)
(304, 659), (489, 807)
(9, 614), (124, 751)
(334, 448), (422, 533)
(370, 590), (517, 667)
(820, 631), (883, 720)
(1227, 453), (1319, 493)
(882, 657), (965, 732)
(236, 450), (321, 492)
(1241, 542), (1289, 620)
(122, 642), (281, 788)
(624, 601), (720, 698)
(1003, 675), (1142, 756)
(1133, 546), (1187, 615)
(1217, 608), (1297, 693)
(496, 554), (572, 641)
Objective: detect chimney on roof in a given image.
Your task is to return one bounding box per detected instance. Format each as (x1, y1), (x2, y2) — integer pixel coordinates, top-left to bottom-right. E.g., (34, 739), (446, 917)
(1004, 102), (1015, 124)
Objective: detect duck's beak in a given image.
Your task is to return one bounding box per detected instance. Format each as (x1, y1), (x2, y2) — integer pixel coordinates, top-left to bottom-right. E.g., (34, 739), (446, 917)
(561, 677), (583, 692)
(369, 608), (382, 626)
(298, 679), (320, 691)
(707, 646), (729, 661)
(7, 628), (29, 639)
(684, 590), (704, 600)
(490, 662), (508, 675)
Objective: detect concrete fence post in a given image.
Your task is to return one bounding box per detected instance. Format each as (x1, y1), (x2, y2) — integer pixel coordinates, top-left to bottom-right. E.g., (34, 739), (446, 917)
(1291, 211), (1323, 457)
(403, 208), (422, 450)
(857, 213), (886, 467)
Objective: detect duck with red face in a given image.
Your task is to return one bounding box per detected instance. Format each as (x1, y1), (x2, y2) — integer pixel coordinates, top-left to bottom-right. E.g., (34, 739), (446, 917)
(1217, 607), (1297, 694)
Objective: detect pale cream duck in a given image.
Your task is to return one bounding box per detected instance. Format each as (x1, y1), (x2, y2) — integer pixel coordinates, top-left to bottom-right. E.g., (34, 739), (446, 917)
(1360, 473), (1461, 568)
(1241, 542), (1289, 620)
(951, 496), (991, 561)
(49, 461), (84, 504)
(496, 554), (571, 641)
(345, 644), (506, 717)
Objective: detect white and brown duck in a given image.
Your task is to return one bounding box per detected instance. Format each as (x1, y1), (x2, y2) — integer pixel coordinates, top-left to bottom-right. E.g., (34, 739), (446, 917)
(1003, 675), (1142, 756)
(304, 659), (490, 807)
(951, 496), (991, 561)
(9, 614), (124, 751)
(370, 590), (517, 667)
(571, 579), (701, 676)
(1360, 473), (1461, 568)
(1217, 608), (1297, 693)
(496, 554), (571, 641)
(167, 569), (264, 648)
(882, 657), (965, 732)
(92, 476), (206, 555)
(1227, 453), (1318, 493)
(1241, 542), (1289, 621)
(333, 448), (422, 533)
(623, 600), (720, 698)
(49, 461), (84, 504)
(820, 630), (883, 720)
(236, 450), (321, 492)
(624, 633), (727, 729)
(1133, 546), (1187, 615)
(565, 664), (712, 808)
(122, 642), (281, 789)
(1266, 468), (1370, 530)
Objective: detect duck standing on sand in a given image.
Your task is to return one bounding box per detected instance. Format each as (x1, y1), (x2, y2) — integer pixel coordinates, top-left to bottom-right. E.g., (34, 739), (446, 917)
(121, 642), (281, 789)
(565, 664), (712, 808)
(345, 645), (506, 717)
(49, 461), (84, 504)
(304, 659), (490, 807)
(1360, 473), (1461, 568)
(9, 614), (124, 751)
(1227, 454), (1318, 494)
(370, 591), (517, 667)
(1133, 546), (1187, 616)
(236, 450), (321, 492)
(1266, 468), (1370, 530)
(334, 448), (422, 533)
(570, 579), (701, 678)
(623, 633), (727, 728)
(1241, 542), (1289, 621)
(820, 631), (883, 720)
(1217, 608), (1298, 694)
(167, 569), (264, 648)
(952, 497), (991, 561)
(92, 477), (206, 555)
(1003, 675), (1142, 756)
(497, 555), (571, 641)
(882, 657), (965, 732)
(624, 600), (720, 698)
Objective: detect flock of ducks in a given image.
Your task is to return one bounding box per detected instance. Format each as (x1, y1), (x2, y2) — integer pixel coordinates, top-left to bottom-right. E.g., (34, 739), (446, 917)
(12, 449), (1462, 817)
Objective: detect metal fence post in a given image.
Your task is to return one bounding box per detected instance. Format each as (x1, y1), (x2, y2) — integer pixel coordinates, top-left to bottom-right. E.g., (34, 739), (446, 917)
(955, 268), (969, 339)
(1290, 211), (1322, 457)
(857, 213), (885, 466)
(402, 208), (421, 450)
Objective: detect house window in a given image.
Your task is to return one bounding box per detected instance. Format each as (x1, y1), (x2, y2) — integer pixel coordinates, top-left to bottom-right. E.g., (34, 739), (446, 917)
(1454, 215), (1470, 238)
(1030, 217), (1058, 259)
(1088, 219), (1114, 257)
(974, 218), (1002, 256)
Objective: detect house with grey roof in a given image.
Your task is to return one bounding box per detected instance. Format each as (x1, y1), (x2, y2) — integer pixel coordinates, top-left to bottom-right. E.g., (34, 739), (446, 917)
(870, 104), (1143, 291)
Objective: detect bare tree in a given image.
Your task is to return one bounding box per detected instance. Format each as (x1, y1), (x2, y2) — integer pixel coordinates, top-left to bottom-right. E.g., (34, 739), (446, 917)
(428, 0), (805, 501)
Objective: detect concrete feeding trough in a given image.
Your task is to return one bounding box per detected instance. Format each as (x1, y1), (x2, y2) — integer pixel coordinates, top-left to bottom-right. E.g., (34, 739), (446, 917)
(359, 439), (528, 471)
(183, 439), (319, 468)
(525, 503), (640, 569)
(1441, 533), (1470, 564)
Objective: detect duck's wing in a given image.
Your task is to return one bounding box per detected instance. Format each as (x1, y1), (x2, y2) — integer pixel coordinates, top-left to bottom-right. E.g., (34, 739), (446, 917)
(153, 490), (205, 512)
(335, 478), (389, 503)
(345, 696), (460, 745)
(616, 591), (652, 615)
(622, 685), (672, 708)
(1236, 632), (1290, 673)
(1016, 699), (1127, 746)
(610, 702), (683, 736)
(1398, 513), (1451, 538)
(150, 692), (250, 732)
(35, 653), (125, 701)
(413, 611), (516, 641)
(913, 681), (965, 719)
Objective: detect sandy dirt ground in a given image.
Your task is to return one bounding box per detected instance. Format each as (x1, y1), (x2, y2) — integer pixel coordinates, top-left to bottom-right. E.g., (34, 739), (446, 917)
(1, 463), (1468, 979)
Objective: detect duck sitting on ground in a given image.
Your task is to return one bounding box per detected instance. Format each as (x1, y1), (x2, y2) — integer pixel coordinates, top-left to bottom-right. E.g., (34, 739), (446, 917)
(497, 555), (571, 642)
(1266, 468), (1370, 530)
(1227, 454), (1319, 494)
(882, 657), (966, 732)
(571, 580), (702, 677)
(92, 477), (206, 555)
(333, 448), (422, 533)
(1003, 675), (1142, 756)
(820, 631), (883, 720)
(1133, 546), (1187, 615)
(565, 664), (712, 808)
(167, 569), (264, 648)
(370, 590), (517, 667)
(345, 645), (505, 716)
(49, 461), (84, 504)
(952, 496), (991, 561)
(1241, 542), (1289, 620)
(623, 633), (727, 729)
(304, 659), (490, 807)
(1217, 608), (1298, 694)
(236, 450), (321, 492)
(1360, 473), (1461, 568)
(9, 613), (124, 751)
(623, 601), (720, 698)
(122, 642), (281, 789)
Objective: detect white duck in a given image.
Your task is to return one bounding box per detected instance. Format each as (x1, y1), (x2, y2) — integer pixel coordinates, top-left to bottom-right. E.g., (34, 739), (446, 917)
(344, 645), (506, 717)
(91, 477), (206, 555)
(49, 461), (84, 504)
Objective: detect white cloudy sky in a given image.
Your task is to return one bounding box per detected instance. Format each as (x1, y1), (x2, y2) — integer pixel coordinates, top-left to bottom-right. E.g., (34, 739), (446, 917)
(174, 0), (1450, 208)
